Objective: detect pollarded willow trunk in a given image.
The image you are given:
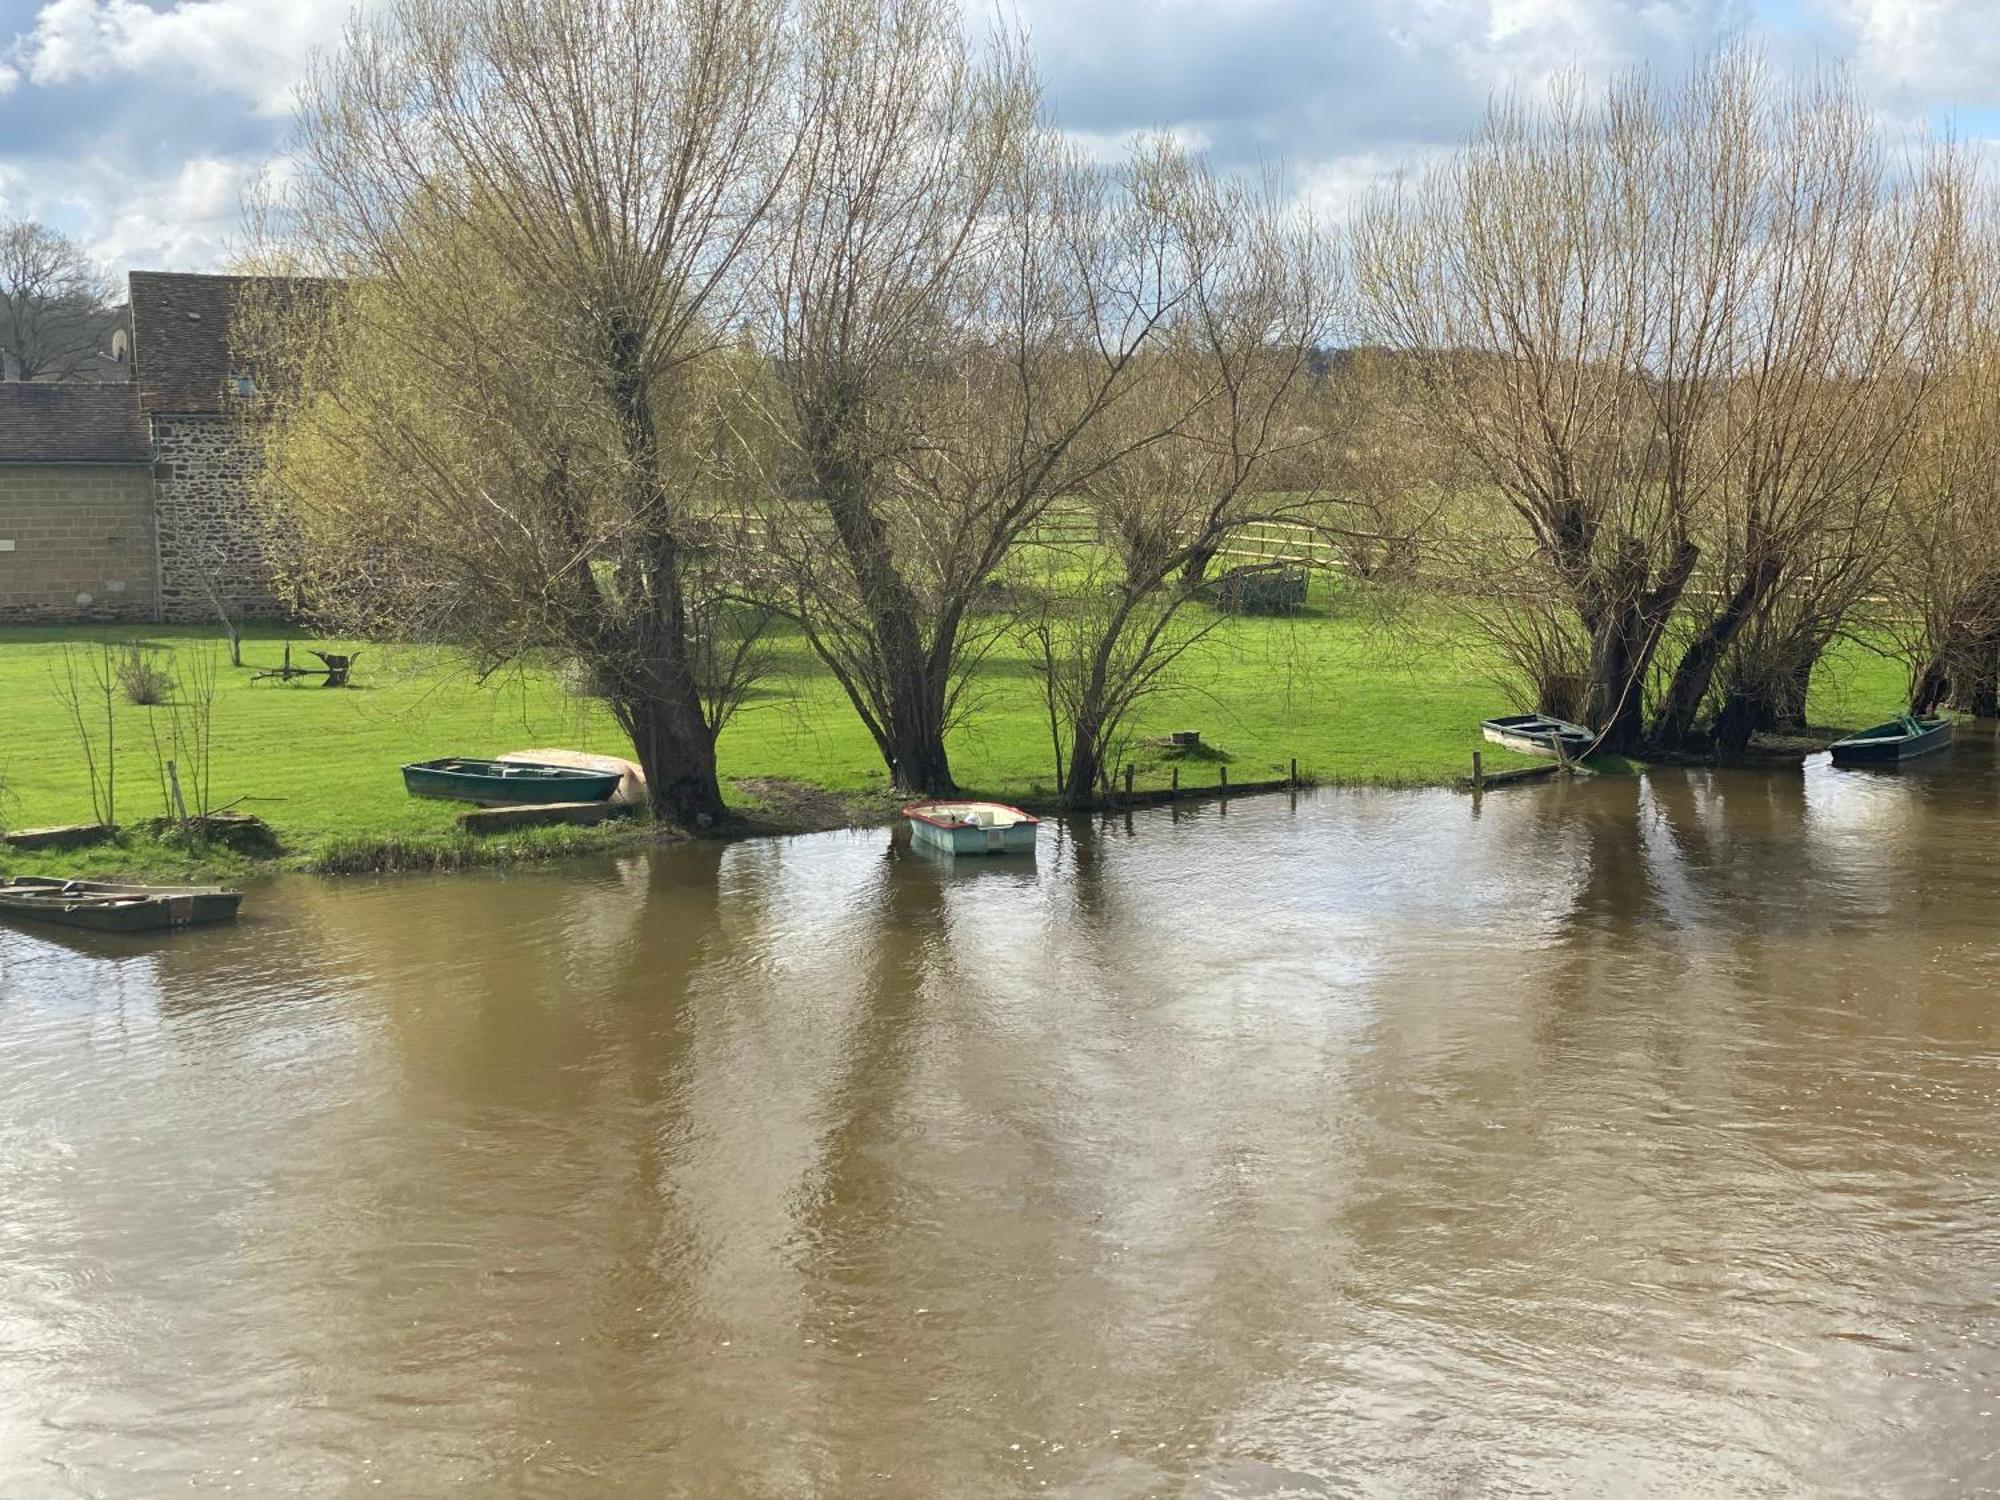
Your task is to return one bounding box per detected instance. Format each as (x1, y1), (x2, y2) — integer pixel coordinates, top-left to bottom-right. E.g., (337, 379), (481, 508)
(1650, 556), (1783, 753)
(1963, 633), (2000, 717)
(1578, 619), (1650, 753)
(1179, 542), (1218, 591)
(1912, 659), (1952, 717)
(1061, 719), (1106, 810)
(1912, 622), (2000, 717)
(1766, 644), (1821, 733)
(1917, 575), (2000, 717)
(882, 664), (956, 795)
(603, 318), (730, 829)
(1537, 520), (1695, 755)
(620, 690), (727, 827)
(805, 396), (959, 797)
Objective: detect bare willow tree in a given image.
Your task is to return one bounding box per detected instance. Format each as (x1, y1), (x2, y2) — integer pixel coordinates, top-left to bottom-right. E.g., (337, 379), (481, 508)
(1887, 176), (2000, 717)
(246, 0), (789, 826)
(1309, 348), (1456, 582)
(752, 0), (1192, 795)
(0, 219), (114, 381)
(1646, 80), (1947, 750)
(1017, 148), (1339, 807)
(1356, 52), (1950, 754)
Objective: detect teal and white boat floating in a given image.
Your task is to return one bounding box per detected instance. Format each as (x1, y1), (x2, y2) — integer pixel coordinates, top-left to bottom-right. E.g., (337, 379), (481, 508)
(903, 800), (1040, 856)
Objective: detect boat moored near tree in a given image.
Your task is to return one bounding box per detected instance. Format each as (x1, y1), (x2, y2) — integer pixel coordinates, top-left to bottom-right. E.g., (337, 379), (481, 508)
(402, 757), (624, 806)
(903, 801), (1041, 856)
(1829, 714), (1953, 766)
(1480, 713), (1596, 760)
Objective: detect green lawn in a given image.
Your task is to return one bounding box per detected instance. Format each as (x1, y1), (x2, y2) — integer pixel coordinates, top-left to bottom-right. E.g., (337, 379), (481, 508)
(0, 580), (1912, 878)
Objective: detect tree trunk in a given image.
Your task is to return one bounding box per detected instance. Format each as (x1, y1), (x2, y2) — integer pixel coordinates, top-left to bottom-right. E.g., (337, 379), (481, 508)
(623, 692), (727, 827)
(1766, 640), (1821, 733)
(1710, 688), (1762, 755)
(1056, 594), (1141, 811)
(1912, 659), (1950, 717)
(806, 390), (956, 796)
(885, 678), (956, 796)
(1180, 542), (1218, 591)
(1965, 632), (2000, 717)
(1561, 534), (1695, 757)
(1580, 612), (1650, 754)
(1061, 719), (1104, 810)
(604, 314), (730, 828)
(1913, 617), (2000, 717)
(1649, 559), (1776, 753)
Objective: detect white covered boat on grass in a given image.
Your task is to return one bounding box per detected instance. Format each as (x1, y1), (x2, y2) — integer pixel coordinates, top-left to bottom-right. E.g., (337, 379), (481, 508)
(902, 800), (1040, 856)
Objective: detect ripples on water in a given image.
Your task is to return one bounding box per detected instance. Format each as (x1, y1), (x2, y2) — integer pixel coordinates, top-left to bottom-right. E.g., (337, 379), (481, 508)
(1, 749), (1997, 1496)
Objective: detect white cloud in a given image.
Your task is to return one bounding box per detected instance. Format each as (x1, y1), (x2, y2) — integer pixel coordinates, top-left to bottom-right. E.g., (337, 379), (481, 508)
(91, 155), (263, 267)
(1297, 147), (1453, 224)
(1004, 0), (1746, 225)
(0, 0), (1989, 276)
(1405, 0), (1730, 95)
(1817, 0), (2000, 111)
(1063, 124), (1214, 165)
(14, 0), (352, 115)
(12, 153), (269, 273)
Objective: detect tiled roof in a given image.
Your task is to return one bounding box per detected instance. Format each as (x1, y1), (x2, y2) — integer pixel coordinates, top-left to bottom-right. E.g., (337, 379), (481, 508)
(0, 383), (149, 463)
(128, 270), (264, 415)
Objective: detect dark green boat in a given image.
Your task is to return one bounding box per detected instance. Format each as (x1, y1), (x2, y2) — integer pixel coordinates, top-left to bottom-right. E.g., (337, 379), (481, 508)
(0, 878), (243, 933)
(1829, 714), (1953, 766)
(402, 757), (623, 805)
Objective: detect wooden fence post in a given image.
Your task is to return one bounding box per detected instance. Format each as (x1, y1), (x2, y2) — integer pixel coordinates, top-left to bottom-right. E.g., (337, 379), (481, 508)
(1471, 751), (1483, 791)
(1289, 757), (1298, 787)
(1124, 763), (1135, 802)
(1220, 765), (1229, 795)
(1171, 766), (1179, 796)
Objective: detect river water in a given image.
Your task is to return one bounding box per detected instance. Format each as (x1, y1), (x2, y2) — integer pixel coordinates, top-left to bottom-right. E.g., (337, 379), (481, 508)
(2, 747), (1997, 1497)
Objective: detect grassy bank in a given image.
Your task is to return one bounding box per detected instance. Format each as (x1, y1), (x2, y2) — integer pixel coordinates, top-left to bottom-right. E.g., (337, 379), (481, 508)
(0, 582), (1911, 879)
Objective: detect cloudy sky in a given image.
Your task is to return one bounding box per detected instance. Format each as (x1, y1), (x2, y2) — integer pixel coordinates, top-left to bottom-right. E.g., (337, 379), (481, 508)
(0, 0), (1996, 278)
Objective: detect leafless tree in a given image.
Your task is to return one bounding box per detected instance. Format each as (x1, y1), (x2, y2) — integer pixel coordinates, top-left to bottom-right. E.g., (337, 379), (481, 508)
(49, 640), (118, 828)
(246, 0), (791, 826)
(1356, 51), (1952, 754)
(1307, 348), (1455, 583)
(751, 0), (1195, 795)
(1018, 149), (1340, 807)
(1884, 173), (2000, 717)
(1645, 79), (1947, 750)
(143, 644), (223, 827)
(0, 219), (115, 381)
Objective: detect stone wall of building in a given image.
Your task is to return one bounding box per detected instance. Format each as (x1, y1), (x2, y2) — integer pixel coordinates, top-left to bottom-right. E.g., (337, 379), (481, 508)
(151, 414), (287, 623)
(0, 465), (157, 623)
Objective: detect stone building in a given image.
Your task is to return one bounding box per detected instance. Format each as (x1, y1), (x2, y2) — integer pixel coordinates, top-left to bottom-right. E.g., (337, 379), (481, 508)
(0, 271), (294, 624)
(0, 385), (155, 621)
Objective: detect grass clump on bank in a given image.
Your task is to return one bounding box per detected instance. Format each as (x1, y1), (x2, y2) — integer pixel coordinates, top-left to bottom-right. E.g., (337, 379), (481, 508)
(305, 820), (663, 875)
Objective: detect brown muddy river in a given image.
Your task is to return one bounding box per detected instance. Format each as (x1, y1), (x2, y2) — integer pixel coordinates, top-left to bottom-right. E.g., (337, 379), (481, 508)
(2, 747), (1998, 1496)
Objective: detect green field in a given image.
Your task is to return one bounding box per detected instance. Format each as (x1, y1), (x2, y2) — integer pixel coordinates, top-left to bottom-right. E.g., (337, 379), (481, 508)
(0, 580), (1911, 879)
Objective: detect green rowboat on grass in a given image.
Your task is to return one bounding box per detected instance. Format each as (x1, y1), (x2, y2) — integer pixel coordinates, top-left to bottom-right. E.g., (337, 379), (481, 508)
(402, 757), (624, 806)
